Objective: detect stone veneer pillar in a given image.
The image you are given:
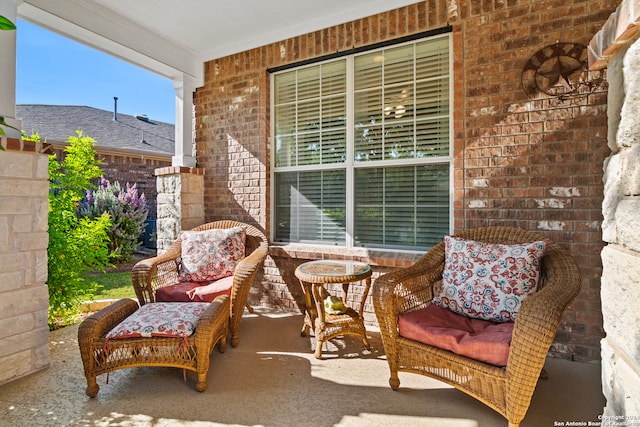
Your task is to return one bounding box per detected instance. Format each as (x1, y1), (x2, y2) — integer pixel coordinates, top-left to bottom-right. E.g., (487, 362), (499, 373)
(0, 138), (51, 385)
(589, 0), (640, 419)
(155, 166), (204, 253)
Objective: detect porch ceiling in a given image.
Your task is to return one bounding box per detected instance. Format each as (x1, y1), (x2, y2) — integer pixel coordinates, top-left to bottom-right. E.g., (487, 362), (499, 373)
(18, 0), (421, 85)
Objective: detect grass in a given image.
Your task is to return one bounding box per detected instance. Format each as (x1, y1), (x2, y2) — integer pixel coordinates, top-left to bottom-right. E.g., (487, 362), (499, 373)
(49, 271), (136, 330)
(82, 271), (136, 300)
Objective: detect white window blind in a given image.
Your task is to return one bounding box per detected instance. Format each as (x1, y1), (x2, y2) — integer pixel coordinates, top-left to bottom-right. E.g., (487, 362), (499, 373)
(272, 35), (451, 250)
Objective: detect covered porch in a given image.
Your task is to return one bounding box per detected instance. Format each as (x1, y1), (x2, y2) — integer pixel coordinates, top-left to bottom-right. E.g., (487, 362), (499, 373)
(1, 1), (639, 425)
(0, 306), (604, 427)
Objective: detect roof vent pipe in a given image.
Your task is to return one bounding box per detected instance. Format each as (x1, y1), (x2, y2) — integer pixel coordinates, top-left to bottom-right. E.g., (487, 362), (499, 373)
(113, 97), (118, 121)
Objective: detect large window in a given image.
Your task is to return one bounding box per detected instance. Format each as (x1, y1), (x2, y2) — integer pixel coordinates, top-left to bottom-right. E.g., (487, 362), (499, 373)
(272, 35), (452, 250)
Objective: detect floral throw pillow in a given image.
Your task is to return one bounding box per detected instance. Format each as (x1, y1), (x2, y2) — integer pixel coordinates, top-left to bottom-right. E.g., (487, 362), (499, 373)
(179, 227), (246, 283)
(106, 302), (210, 340)
(432, 236), (547, 322)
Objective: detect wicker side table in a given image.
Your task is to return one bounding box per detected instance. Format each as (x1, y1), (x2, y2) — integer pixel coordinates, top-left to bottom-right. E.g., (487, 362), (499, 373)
(295, 260), (372, 359)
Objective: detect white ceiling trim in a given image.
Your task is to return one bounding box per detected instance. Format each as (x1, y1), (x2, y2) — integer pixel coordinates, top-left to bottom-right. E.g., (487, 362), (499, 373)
(196, 1), (424, 62)
(18, 0), (201, 84)
(18, 0), (423, 88)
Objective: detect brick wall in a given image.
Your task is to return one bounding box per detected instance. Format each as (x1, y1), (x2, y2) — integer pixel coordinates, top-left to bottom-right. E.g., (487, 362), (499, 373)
(456, 2), (614, 363)
(194, 1), (617, 361)
(0, 138), (51, 385)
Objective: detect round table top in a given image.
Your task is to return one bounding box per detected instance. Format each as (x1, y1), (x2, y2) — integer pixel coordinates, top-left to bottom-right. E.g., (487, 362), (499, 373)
(295, 260), (371, 284)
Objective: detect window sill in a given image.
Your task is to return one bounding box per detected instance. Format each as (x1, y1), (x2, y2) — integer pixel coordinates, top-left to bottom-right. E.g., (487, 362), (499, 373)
(268, 242), (424, 268)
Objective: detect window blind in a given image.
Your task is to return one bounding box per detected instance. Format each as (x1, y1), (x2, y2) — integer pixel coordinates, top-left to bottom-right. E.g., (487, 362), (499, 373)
(273, 35), (451, 250)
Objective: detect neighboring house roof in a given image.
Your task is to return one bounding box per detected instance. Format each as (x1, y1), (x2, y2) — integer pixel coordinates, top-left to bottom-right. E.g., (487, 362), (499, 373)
(16, 104), (174, 157)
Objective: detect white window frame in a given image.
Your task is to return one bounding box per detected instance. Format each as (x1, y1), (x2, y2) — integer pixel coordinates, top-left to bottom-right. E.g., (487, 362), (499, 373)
(270, 33), (454, 251)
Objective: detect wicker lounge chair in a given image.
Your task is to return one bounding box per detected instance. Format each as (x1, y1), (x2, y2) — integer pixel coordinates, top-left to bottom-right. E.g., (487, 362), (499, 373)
(372, 226), (581, 427)
(131, 220), (268, 347)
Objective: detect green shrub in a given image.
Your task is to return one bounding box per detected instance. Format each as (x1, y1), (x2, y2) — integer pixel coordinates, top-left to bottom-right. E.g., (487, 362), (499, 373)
(78, 177), (149, 263)
(47, 130), (112, 326)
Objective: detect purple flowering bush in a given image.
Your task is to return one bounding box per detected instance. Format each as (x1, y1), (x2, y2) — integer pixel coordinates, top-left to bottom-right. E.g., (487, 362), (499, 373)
(79, 176), (149, 263)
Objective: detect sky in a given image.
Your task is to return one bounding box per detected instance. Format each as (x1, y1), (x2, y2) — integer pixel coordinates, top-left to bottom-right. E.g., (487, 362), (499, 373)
(16, 19), (175, 124)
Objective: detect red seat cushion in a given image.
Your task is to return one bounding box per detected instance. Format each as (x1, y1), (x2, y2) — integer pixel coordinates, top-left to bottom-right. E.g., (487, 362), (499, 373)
(187, 276), (234, 302)
(398, 304), (514, 366)
(156, 276), (233, 303)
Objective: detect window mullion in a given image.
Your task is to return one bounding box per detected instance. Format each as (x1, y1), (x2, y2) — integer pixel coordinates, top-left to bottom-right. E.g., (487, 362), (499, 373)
(413, 43), (418, 161)
(295, 71), (300, 167)
(345, 56), (355, 249)
(413, 45), (418, 247)
(414, 167), (418, 247)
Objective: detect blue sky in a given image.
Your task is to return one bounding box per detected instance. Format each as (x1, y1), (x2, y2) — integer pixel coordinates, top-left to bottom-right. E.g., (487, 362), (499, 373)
(16, 19), (175, 124)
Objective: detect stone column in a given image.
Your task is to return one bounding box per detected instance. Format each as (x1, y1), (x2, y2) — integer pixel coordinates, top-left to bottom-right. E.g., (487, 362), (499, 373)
(600, 39), (640, 420)
(590, 3), (640, 419)
(155, 166), (204, 253)
(0, 139), (51, 385)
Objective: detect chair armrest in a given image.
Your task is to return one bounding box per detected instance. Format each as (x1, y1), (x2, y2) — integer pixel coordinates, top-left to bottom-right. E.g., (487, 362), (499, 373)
(196, 294), (230, 336)
(227, 241), (268, 346)
(77, 298), (139, 378)
(234, 242), (268, 283)
(78, 299), (139, 342)
(505, 242), (581, 418)
(231, 241), (268, 306)
(372, 243), (446, 349)
(507, 243), (581, 367)
(131, 246), (181, 305)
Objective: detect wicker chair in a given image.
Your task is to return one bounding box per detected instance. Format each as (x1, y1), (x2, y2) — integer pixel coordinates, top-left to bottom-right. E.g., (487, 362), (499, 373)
(372, 226), (581, 427)
(131, 220), (268, 347)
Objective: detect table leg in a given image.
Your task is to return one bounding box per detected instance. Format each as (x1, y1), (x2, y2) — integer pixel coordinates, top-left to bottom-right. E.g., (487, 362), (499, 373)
(360, 276), (372, 351)
(314, 340), (324, 359)
(341, 283), (349, 302)
(312, 283), (327, 359)
(358, 276), (372, 316)
(362, 335), (371, 350)
(301, 320), (310, 337)
(299, 280), (314, 337)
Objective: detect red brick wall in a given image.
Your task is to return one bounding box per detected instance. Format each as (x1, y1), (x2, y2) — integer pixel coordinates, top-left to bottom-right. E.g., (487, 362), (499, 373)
(194, 1), (616, 362)
(456, 1), (614, 362)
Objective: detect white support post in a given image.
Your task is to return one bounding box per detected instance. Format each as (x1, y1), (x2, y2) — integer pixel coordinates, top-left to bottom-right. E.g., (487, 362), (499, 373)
(172, 73), (197, 167)
(0, 0), (21, 139)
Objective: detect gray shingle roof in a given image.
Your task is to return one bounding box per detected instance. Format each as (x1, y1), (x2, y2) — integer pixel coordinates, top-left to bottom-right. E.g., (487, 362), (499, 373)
(16, 105), (174, 155)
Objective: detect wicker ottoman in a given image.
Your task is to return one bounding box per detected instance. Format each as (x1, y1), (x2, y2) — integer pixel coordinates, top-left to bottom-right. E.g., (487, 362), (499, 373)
(78, 295), (229, 397)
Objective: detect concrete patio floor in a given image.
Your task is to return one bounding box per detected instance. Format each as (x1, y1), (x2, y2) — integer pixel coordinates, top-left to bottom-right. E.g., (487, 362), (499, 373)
(0, 306), (605, 427)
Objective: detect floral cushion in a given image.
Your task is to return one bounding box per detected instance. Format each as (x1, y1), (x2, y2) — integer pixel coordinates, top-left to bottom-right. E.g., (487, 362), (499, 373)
(106, 302), (210, 339)
(179, 227), (246, 283)
(432, 236), (546, 322)
(398, 303), (514, 366)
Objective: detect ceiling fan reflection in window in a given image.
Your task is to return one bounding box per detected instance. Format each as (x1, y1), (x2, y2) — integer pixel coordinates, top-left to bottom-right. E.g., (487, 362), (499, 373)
(384, 88), (410, 119)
